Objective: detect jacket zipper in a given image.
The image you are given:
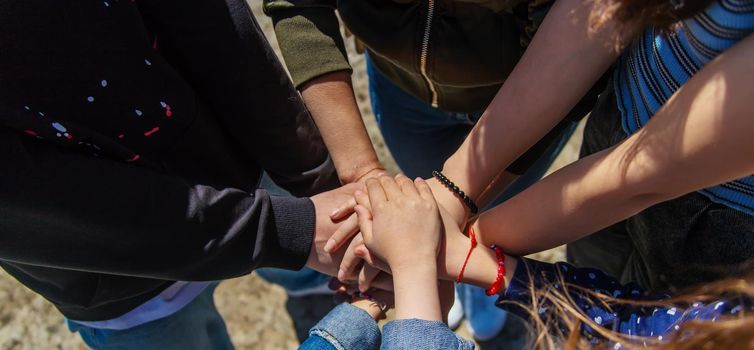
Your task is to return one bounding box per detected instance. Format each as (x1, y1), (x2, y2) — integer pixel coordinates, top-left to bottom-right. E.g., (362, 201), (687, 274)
(420, 0), (439, 107)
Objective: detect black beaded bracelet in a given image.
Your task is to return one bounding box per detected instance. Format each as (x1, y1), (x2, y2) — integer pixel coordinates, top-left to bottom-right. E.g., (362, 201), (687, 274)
(432, 170), (479, 215)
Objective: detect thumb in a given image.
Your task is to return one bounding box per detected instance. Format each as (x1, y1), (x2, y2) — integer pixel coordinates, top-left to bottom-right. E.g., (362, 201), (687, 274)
(354, 204), (373, 242)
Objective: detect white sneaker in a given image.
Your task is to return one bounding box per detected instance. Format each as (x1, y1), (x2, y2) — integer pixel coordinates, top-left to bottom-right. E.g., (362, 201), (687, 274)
(461, 284), (507, 341)
(447, 287), (464, 330)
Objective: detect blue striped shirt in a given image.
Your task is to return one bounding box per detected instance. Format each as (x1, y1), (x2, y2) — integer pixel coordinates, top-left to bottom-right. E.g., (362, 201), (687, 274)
(614, 0), (754, 214)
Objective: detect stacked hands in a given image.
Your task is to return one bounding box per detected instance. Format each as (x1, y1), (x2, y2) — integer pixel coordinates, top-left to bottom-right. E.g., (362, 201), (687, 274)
(310, 174), (506, 322)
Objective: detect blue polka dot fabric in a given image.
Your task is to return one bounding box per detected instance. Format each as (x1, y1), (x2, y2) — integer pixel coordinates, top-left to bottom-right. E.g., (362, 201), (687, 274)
(498, 258), (751, 347)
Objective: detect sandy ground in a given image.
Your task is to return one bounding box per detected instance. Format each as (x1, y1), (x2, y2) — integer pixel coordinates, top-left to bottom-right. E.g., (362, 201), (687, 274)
(0, 3), (581, 349)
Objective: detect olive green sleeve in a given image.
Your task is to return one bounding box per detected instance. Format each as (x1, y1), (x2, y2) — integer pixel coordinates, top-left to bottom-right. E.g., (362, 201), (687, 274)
(263, 1), (352, 88)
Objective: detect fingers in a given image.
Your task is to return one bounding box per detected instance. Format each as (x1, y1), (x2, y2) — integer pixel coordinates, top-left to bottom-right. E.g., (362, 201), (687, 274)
(338, 236), (364, 282)
(358, 264), (381, 292)
(355, 245), (391, 274)
(324, 214), (359, 253)
(354, 190), (371, 211)
(365, 178), (387, 206)
(395, 174), (419, 197)
(367, 289), (395, 309)
(378, 176), (402, 201)
(354, 204), (373, 240)
(369, 273), (394, 292)
(329, 196), (357, 221)
(415, 177), (437, 204)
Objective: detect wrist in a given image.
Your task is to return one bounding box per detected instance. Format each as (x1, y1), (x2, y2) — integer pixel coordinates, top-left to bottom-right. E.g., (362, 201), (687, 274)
(429, 178), (469, 227)
(441, 161), (479, 201)
(391, 254), (437, 277)
(340, 161), (384, 184)
(464, 251), (517, 294)
(392, 262), (442, 321)
(351, 299), (386, 320)
(432, 170), (478, 216)
(443, 222), (517, 292)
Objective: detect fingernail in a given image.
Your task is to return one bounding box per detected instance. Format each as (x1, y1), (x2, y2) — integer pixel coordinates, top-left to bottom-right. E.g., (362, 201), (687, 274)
(323, 239), (336, 253)
(330, 208), (340, 218)
(354, 249), (364, 258)
(337, 269), (346, 282)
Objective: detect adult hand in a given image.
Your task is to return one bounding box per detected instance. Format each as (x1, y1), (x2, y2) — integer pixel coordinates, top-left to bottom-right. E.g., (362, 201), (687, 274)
(322, 168), (387, 254)
(333, 182), (470, 283)
(306, 182), (364, 276)
(338, 176), (465, 291)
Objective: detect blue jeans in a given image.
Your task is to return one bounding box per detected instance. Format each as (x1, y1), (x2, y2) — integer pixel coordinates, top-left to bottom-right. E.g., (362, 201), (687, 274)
(366, 54), (576, 205)
(298, 303), (473, 350)
(68, 284), (233, 350)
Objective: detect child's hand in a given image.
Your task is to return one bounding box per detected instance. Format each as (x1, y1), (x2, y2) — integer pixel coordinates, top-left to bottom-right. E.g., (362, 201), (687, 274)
(355, 174), (445, 321)
(354, 175), (442, 272)
(330, 279), (394, 321)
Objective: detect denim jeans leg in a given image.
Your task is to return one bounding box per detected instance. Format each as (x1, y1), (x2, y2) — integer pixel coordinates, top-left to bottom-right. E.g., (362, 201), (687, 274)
(366, 56), (476, 180)
(67, 283), (234, 350)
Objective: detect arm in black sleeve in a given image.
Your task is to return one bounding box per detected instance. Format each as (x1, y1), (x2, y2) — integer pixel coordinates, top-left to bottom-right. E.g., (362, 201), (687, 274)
(137, 0), (341, 197)
(0, 130), (314, 281)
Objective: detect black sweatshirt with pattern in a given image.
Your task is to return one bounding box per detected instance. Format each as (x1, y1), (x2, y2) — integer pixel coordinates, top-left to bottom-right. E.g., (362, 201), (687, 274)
(0, 0), (339, 321)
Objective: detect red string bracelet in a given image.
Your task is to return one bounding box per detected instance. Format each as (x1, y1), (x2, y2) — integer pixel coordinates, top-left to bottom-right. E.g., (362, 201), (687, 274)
(485, 244), (506, 296)
(455, 226), (478, 283)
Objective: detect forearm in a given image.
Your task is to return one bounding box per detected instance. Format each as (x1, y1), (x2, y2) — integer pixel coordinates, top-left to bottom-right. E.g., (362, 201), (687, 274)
(476, 171), (519, 210)
(302, 72), (383, 183)
(441, 0), (626, 201)
(478, 35), (754, 254)
(0, 134), (314, 280)
(264, 1), (381, 183)
(393, 262), (442, 321)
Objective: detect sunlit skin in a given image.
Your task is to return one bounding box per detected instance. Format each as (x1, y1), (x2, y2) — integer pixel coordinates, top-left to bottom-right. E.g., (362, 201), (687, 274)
(327, 0), (754, 295)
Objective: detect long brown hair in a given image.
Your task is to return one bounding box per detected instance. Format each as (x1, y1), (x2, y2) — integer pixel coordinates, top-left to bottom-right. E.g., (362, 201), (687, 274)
(503, 269), (754, 350)
(589, 0), (715, 34)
